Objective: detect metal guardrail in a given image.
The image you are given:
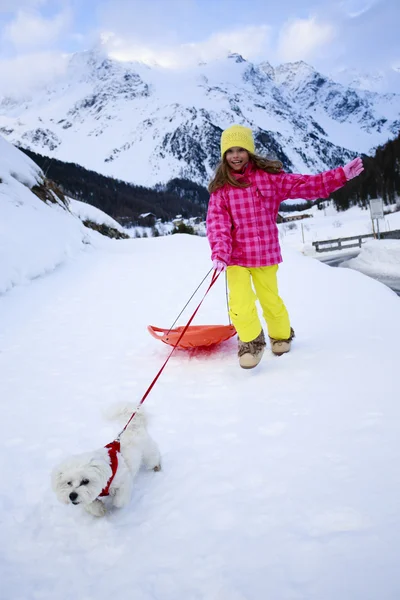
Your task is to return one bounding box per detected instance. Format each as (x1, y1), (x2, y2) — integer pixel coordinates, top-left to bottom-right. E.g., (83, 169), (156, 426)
(312, 230), (400, 252)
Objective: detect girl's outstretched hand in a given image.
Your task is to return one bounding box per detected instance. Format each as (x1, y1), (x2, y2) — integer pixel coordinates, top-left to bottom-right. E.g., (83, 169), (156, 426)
(343, 157), (364, 181)
(213, 259), (227, 274)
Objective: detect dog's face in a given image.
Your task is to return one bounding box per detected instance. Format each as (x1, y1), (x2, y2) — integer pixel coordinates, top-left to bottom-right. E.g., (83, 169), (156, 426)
(52, 451), (112, 507)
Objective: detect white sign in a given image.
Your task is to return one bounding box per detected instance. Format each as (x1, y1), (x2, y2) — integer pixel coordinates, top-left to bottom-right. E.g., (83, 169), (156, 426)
(369, 198), (384, 220)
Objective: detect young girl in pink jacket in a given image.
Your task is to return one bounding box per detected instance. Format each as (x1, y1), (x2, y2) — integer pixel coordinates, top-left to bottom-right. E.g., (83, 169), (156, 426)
(206, 124), (364, 369)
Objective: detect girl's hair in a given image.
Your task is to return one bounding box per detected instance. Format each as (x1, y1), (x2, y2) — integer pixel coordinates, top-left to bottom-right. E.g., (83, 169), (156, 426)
(208, 152), (283, 194)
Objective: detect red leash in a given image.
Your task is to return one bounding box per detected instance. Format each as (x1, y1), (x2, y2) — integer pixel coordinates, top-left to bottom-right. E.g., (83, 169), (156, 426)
(116, 270), (220, 439)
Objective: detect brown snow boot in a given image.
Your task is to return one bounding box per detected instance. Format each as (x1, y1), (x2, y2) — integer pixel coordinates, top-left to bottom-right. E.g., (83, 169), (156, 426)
(238, 330), (266, 369)
(269, 328), (295, 356)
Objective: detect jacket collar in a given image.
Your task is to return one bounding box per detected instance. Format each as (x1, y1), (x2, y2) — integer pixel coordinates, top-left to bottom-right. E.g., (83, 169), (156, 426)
(230, 161), (254, 183)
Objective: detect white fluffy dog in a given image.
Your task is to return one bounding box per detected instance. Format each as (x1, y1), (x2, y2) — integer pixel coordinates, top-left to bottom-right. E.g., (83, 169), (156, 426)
(51, 404), (161, 517)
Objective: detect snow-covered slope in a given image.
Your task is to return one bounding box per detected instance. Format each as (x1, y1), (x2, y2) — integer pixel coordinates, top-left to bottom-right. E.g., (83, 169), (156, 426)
(0, 49), (399, 187)
(343, 239), (400, 278)
(68, 198), (130, 236)
(332, 65), (400, 94)
(0, 135), (125, 295)
(1, 232), (400, 599)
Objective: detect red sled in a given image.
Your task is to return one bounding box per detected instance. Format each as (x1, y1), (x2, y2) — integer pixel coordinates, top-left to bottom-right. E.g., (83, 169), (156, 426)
(147, 324), (236, 349)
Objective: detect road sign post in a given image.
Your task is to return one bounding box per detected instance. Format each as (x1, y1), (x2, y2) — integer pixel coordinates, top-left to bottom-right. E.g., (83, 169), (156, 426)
(369, 199), (384, 240)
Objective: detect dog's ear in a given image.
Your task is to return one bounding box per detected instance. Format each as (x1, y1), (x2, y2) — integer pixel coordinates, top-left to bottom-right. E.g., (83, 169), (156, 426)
(51, 466), (64, 492)
(51, 466), (72, 504)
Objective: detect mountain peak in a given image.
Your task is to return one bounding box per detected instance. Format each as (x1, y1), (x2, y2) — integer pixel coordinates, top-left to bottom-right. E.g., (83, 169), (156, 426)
(227, 53), (246, 63)
(273, 61), (330, 92)
(258, 61), (275, 79)
(69, 47), (108, 70)
(275, 61), (316, 80)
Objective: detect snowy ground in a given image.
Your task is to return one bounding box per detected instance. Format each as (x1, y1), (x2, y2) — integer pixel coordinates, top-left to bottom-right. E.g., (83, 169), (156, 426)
(279, 202), (400, 256)
(341, 239), (400, 279)
(280, 202), (400, 294)
(1, 233), (400, 600)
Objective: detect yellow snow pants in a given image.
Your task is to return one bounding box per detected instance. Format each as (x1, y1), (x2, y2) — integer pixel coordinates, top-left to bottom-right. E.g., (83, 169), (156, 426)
(226, 265), (291, 343)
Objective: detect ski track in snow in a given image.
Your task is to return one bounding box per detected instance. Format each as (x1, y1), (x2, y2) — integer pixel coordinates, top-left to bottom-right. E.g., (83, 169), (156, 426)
(1, 235), (400, 600)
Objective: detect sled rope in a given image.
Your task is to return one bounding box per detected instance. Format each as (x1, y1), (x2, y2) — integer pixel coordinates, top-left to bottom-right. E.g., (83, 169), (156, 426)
(116, 270), (220, 439)
(166, 267), (213, 335)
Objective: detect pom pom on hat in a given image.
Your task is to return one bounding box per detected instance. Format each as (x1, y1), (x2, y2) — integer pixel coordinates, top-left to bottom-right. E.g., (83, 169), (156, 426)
(220, 125), (255, 158)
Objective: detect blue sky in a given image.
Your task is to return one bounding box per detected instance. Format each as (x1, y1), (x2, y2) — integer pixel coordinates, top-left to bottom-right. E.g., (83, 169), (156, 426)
(0, 0), (399, 94)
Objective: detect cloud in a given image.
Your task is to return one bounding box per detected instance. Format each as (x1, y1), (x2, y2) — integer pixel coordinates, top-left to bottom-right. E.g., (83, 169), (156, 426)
(338, 0), (378, 18)
(0, 0), (397, 95)
(98, 0), (198, 41)
(3, 7), (71, 51)
(103, 25), (271, 68)
(0, 0), (48, 12)
(0, 51), (68, 95)
(277, 16), (336, 63)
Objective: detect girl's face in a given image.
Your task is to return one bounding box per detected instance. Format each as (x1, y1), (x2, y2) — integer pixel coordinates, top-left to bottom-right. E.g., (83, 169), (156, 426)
(225, 147), (250, 171)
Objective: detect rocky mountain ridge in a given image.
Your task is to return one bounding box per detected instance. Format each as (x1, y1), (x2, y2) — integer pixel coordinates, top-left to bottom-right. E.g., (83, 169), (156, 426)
(0, 49), (399, 187)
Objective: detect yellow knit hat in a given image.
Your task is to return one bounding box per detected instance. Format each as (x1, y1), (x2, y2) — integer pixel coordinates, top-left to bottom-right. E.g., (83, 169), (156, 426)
(220, 124), (255, 158)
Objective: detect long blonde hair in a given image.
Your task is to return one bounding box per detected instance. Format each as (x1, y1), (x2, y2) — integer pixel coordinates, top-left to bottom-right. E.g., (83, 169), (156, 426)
(208, 152), (283, 194)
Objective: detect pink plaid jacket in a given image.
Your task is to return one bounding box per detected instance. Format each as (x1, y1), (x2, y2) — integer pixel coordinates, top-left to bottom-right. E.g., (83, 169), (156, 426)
(206, 164), (347, 267)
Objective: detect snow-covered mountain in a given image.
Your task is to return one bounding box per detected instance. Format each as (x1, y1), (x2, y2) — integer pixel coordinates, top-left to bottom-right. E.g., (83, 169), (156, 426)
(332, 65), (400, 95)
(0, 49), (399, 188)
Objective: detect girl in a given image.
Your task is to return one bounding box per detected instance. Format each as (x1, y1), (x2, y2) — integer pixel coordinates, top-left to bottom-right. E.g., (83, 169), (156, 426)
(206, 124), (364, 369)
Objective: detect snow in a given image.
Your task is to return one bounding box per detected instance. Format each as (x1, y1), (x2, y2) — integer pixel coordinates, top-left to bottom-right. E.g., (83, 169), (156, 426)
(342, 239), (400, 278)
(279, 202), (400, 255)
(332, 65), (400, 95)
(1, 136), (400, 598)
(1, 233), (400, 599)
(0, 133), (42, 188)
(69, 198), (130, 235)
(0, 135), (129, 295)
(0, 153), (89, 295)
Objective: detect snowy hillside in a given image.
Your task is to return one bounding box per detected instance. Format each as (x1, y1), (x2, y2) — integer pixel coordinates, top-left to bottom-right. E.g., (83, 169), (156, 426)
(68, 198), (125, 231)
(0, 135), (129, 294)
(1, 227), (400, 598)
(0, 49), (399, 187)
(68, 198), (131, 239)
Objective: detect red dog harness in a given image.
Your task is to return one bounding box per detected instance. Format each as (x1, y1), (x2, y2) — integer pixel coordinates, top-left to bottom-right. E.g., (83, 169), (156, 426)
(98, 440), (121, 497)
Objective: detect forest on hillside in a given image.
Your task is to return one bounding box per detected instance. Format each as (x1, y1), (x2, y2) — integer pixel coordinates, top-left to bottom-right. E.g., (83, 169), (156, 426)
(20, 148), (208, 224)
(20, 131), (400, 219)
(331, 132), (400, 211)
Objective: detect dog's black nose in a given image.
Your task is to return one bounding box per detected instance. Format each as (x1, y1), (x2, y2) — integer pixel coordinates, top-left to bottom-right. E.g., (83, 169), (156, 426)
(69, 492), (78, 502)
